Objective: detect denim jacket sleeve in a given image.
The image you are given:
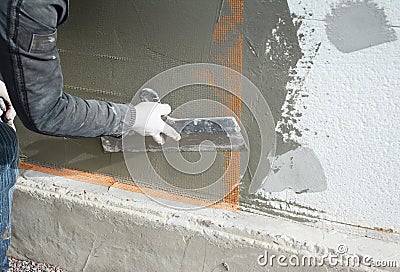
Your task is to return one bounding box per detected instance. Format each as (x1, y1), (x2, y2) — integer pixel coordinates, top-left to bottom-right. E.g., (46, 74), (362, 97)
(0, 0), (135, 138)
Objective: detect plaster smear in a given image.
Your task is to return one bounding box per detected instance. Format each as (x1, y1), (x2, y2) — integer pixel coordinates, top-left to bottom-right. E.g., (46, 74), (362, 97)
(326, 0), (397, 53)
(276, 18), (322, 143)
(263, 146), (326, 193)
(263, 16), (326, 193)
(236, 0), (328, 196)
(240, 0), (307, 198)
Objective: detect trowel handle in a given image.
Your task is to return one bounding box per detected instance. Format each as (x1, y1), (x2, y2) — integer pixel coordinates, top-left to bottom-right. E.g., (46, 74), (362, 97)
(0, 97), (6, 112)
(139, 88), (161, 103)
(139, 88), (171, 123)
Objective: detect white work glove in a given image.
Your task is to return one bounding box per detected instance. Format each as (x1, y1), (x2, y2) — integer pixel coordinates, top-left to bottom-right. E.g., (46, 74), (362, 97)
(0, 80), (16, 131)
(131, 102), (181, 145)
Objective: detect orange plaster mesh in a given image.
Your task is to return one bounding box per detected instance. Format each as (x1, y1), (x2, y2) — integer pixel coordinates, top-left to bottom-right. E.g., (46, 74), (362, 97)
(212, 0), (244, 210)
(19, 162), (237, 212)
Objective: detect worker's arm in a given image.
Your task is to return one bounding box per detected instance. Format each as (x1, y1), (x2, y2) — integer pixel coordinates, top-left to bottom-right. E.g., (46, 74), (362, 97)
(0, 0), (180, 141)
(0, 0), (133, 138)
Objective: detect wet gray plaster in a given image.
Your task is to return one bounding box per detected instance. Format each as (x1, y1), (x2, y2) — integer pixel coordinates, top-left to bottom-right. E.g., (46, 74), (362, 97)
(240, 0), (327, 206)
(133, 0), (221, 63)
(242, 0), (302, 155)
(262, 147), (327, 193)
(326, 0), (397, 53)
(16, 0), (327, 209)
(17, 0), (237, 202)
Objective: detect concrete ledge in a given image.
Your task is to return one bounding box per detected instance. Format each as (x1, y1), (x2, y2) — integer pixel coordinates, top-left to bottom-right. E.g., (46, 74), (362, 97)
(9, 169), (400, 271)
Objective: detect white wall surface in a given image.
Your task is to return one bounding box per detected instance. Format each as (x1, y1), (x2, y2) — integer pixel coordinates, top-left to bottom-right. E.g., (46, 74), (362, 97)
(263, 0), (400, 231)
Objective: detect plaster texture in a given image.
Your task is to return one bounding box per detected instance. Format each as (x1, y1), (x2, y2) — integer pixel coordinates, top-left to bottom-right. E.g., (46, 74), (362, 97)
(9, 170), (399, 271)
(9, 0), (400, 261)
(256, 0), (400, 232)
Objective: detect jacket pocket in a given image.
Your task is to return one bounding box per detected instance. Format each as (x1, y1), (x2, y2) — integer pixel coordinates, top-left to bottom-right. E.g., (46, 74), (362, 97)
(14, 7), (59, 60)
(28, 30), (57, 54)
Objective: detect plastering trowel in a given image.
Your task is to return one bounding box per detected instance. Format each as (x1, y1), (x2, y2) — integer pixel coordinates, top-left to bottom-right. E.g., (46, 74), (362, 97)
(101, 88), (246, 152)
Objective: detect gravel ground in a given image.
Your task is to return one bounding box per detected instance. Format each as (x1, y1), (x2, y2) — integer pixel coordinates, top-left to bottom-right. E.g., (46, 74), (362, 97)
(8, 258), (65, 272)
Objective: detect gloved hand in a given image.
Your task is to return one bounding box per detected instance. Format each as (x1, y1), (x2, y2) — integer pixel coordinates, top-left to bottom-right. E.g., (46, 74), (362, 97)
(131, 102), (181, 145)
(0, 81), (16, 131)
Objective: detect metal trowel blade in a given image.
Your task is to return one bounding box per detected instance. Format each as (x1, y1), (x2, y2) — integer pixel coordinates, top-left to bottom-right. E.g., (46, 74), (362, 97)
(101, 116), (247, 152)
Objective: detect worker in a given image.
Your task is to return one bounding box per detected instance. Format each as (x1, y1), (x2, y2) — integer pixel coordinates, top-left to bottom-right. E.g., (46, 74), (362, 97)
(0, 0), (180, 270)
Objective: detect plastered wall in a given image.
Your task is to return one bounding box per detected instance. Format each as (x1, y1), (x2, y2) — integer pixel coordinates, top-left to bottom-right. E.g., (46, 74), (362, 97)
(244, 0), (400, 232)
(15, 0), (400, 232)
(16, 0), (245, 206)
